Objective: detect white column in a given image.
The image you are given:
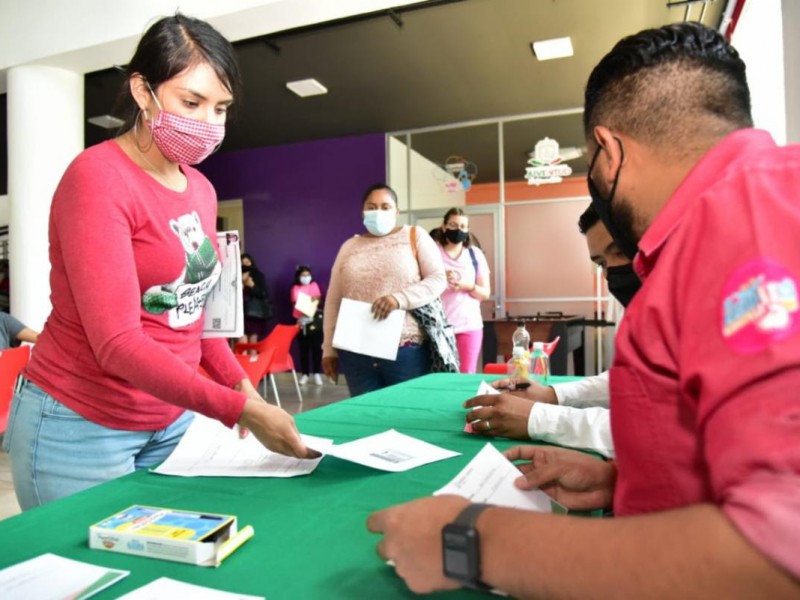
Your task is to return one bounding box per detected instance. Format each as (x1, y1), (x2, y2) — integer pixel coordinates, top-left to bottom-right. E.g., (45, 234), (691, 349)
(7, 65), (84, 330)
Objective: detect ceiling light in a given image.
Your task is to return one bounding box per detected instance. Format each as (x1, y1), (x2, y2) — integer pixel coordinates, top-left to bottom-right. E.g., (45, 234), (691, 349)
(88, 114), (125, 129)
(531, 37), (574, 61)
(286, 78), (328, 98)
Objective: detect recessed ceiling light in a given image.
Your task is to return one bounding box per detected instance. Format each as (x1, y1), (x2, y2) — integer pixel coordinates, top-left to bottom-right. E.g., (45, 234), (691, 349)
(531, 37), (574, 61)
(286, 78), (328, 98)
(88, 114), (125, 129)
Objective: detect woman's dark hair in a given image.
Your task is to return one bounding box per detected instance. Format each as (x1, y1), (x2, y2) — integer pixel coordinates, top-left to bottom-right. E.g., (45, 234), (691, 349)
(294, 264), (313, 285)
(241, 253), (262, 275)
(430, 207), (482, 249)
(114, 13), (242, 133)
(362, 183), (398, 206)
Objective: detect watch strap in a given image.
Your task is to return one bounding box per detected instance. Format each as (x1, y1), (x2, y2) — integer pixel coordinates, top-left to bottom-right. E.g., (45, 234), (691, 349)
(445, 503), (493, 590)
(453, 502), (492, 527)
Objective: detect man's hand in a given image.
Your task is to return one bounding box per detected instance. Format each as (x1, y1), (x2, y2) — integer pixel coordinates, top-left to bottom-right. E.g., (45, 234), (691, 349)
(504, 445), (615, 511)
(463, 393), (534, 439)
(372, 295), (400, 320)
(491, 378), (559, 404)
(237, 397), (320, 459)
(367, 496), (470, 594)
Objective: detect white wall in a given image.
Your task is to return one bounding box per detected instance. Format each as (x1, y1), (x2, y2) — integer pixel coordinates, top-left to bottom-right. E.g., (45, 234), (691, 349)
(732, 0), (786, 144)
(388, 136), (465, 211)
(0, 0), (422, 92)
(782, 0), (800, 143)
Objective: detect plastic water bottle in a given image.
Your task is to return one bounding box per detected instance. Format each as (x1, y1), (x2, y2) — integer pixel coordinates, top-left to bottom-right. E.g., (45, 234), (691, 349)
(507, 346), (530, 379)
(531, 341), (550, 385)
(511, 322), (530, 354)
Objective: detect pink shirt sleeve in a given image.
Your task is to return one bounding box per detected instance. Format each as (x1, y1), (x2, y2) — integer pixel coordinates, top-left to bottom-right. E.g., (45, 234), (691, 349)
(51, 158), (246, 427)
(392, 226), (446, 310)
(322, 241), (349, 357)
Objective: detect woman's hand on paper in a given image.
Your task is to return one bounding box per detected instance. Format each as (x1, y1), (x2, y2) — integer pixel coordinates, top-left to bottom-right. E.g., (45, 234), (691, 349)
(237, 396), (320, 459)
(367, 495), (469, 594)
(371, 295), (399, 320)
(463, 393), (533, 440)
(503, 445), (615, 511)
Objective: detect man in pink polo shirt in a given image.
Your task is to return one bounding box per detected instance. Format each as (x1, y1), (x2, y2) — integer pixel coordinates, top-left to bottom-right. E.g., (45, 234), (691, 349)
(367, 22), (800, 598)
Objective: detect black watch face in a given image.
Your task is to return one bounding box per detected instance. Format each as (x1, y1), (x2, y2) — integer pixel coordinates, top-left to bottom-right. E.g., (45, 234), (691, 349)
(442, 524), (479, 580)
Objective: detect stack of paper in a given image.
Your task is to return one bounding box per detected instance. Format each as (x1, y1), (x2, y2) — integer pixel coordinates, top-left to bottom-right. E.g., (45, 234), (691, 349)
(153, 414), (332, 478)
(0, 553), (128, 600)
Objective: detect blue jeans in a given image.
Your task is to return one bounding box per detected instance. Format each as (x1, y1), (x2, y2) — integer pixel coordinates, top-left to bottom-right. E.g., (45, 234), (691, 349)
(2, 380), (194, 511)
(338, 343), (430, 397)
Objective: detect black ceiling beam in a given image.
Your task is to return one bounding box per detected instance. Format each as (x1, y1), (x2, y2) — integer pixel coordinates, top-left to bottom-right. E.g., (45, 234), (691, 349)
(262, 38), (281, 54)
(387, 9), (404, 28)
(666, 0), (712, 6)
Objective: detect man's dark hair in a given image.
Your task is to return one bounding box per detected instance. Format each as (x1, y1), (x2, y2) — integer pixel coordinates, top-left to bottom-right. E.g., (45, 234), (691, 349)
(362, 183), (398, 206)
(584, 22), (752, 148)
(578, 203), (600, 235)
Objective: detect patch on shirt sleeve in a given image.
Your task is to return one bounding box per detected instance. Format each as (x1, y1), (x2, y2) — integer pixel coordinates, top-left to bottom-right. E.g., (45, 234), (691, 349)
(721, 258), (799, 353)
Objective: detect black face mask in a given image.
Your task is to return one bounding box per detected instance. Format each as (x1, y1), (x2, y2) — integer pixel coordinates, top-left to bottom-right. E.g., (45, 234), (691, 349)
(444, 229), (469, 244)
(606, 263), (641, 308)
(587, 140), (639, 260)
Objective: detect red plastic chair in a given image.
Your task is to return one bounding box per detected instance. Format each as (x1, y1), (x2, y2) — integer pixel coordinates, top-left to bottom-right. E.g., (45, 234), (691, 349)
(234, 324), (303, 405)
(233, 348), (277, 406)
(0, 345), (31, 432)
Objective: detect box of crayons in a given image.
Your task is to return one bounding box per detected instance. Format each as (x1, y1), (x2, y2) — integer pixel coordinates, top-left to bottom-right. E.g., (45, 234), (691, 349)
(89, 505), (248, 567)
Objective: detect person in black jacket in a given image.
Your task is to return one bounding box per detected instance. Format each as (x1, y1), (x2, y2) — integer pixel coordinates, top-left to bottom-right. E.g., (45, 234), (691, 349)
(239, 253), (273, 344)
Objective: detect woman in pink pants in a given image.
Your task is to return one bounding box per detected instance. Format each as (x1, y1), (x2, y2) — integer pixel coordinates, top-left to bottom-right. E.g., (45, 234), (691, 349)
(431, 208), (491, 373)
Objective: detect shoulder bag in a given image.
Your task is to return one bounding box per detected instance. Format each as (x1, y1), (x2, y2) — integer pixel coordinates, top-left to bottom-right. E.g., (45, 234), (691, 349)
(408, 226), (460, 373)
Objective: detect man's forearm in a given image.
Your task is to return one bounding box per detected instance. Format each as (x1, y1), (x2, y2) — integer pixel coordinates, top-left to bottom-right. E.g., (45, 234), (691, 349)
(479, 504), (799, 599)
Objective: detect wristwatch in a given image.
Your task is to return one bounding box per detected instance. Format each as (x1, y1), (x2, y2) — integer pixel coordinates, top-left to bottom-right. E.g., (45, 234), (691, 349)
(441, 503), (492, 590)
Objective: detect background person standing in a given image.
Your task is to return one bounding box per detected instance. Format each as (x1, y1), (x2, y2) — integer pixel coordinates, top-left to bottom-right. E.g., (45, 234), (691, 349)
(430, 208), (490, 374)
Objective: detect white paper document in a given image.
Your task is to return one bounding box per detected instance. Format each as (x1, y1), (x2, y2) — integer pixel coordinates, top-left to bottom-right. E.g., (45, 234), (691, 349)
(294, 291), (319, 318)
(332, 298), (405, 360)
(435, 443), (564, 513)
(153, 413), (332, 477)
(203, 231), (244, 339)
(475, 380), (500, 396)
(316, 429), (460, 472)
(0, 553), (129, 600)
(118, 577), (264, 600)
(464, 381), (499, 433)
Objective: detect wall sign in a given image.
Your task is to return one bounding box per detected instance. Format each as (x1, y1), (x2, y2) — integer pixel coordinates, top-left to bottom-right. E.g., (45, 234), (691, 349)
(525, 137), (573, 186)
(438, 155), (477, 192)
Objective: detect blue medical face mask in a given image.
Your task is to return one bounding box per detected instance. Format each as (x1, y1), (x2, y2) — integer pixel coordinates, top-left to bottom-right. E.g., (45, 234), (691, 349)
(587, 139), (639, 261)
(299, 275), (312, 285)
(363, 210), (397, 236)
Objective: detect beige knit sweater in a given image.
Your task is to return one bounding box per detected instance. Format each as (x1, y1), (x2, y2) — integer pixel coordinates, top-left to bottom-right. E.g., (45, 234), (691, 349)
(322, 225), (446, 358)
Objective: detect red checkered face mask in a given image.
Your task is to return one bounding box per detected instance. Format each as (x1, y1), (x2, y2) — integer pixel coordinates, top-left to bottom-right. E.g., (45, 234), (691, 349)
(147, 89), (225, 165)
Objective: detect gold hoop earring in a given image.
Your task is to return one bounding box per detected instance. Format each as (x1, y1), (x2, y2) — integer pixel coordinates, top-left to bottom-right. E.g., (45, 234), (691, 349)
(133, 109), (154, 153)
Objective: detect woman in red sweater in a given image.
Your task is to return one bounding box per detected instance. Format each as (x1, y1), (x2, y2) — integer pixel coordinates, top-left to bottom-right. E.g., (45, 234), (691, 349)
(3, 14), (315, 511)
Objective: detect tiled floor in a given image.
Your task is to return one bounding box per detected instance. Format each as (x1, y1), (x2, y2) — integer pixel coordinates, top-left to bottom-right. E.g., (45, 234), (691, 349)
(0, 373), (350, 521)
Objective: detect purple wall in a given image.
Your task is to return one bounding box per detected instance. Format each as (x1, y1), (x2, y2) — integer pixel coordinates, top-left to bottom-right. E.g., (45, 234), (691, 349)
(199, 133), (386, 341)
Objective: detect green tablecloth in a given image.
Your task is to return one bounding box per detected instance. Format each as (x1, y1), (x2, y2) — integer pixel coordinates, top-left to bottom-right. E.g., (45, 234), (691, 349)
(0, 373), (580, 599)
